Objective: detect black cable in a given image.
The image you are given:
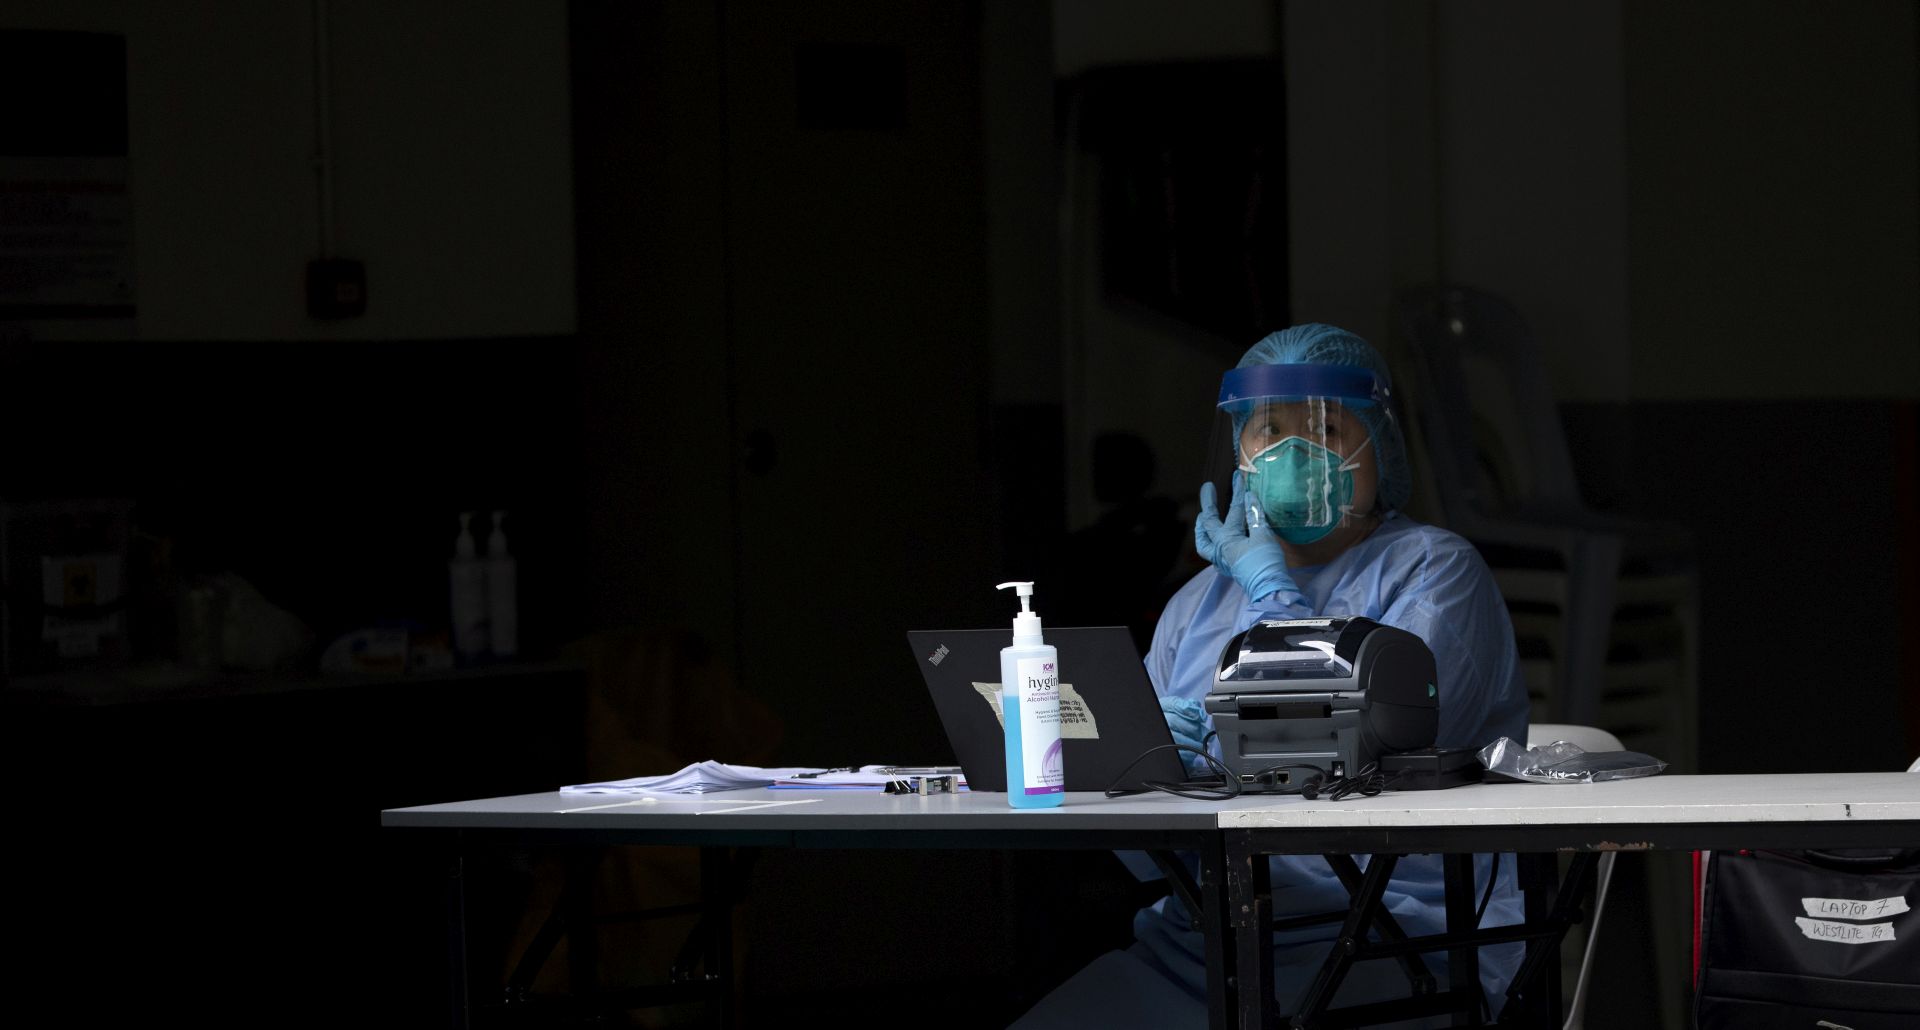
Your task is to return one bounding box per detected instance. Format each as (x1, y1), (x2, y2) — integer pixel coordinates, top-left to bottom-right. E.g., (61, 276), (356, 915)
(1102, 744), (1242, 800)
(1322, 761), (1396, 801)
(1107, 752), (1402, 803)
(1269, 761), (1397, 801)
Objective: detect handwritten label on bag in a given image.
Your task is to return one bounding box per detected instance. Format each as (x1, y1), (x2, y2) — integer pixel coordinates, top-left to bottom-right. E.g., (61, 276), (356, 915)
(1800, 895), (1911, 919)
(1794, 916), (1898, 945)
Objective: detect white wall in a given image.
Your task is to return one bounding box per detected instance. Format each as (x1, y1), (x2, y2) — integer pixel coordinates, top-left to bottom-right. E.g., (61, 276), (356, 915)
(3, 0), (574, 341)
(1053, 0), (1274, 79)
(1282, 0), (1441, 355)
(1053, 0), (1282, 524)
(1286, 0), (1633, 402)
(985, 0), (1062, 405)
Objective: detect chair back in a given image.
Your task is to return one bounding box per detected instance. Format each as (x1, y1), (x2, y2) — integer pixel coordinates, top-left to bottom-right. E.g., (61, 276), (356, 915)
(1397, 286), (1586, 522)
(1527, 722), (1625, 754)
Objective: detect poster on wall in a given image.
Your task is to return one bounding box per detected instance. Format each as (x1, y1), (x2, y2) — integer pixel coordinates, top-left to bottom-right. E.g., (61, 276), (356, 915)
(0, 31), (135, 328)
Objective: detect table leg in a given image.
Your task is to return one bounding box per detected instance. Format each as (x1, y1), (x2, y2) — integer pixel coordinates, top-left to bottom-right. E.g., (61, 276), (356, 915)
(1443, 854), (1483, 1026)
(700, 847), (734, 1030)
(564, 848), (602, 999)
(1292, 853), (1401, 1026)
(1516, 853), (1562, 1025)
(444, 848), (471, 1030)
(1502, 852), (1599, 1020)
(1324, 854), (1437, 995)
(1227, 832), (1276, 1030)
(1199, 835), (1237, 1030)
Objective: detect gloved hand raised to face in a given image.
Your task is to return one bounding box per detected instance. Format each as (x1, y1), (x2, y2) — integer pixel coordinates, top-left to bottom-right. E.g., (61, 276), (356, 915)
(1159, 695), (1214, 776)
(1196, 473), (1298, 603)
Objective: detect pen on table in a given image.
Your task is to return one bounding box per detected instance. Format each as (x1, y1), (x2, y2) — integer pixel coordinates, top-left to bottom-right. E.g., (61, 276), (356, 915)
(789, 767), (856, 779)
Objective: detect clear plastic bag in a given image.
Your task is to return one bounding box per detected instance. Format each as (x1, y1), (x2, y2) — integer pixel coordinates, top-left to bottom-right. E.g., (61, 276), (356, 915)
(1477, 736), (1667, 783)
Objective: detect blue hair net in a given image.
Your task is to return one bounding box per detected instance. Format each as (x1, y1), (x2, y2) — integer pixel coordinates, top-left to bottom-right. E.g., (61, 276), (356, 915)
(1231, 323), (1411, 512)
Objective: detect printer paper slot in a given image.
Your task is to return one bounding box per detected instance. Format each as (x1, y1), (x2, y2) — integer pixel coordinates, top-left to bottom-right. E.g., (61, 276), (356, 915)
(1236, 701), (1335, 721)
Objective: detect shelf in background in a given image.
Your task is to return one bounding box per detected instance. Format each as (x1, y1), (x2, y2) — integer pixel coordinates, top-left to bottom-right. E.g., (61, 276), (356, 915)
(4, 657), (585, 707)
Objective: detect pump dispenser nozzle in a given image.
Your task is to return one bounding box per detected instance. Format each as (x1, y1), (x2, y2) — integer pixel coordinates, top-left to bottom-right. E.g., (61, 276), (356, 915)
(996, 580), (1045, 647)
(455, 512), (479, 557)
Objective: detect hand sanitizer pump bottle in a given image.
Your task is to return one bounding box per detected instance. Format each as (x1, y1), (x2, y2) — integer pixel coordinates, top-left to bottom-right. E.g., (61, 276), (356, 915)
(997, 581), (1063, 808)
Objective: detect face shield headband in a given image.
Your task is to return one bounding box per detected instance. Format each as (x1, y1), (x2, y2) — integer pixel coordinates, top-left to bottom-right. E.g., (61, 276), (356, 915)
(1216, 363), (1389, 415)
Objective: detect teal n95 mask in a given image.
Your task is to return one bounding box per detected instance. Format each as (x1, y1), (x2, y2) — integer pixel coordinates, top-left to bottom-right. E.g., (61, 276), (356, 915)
(1240, 434), (1371, 544)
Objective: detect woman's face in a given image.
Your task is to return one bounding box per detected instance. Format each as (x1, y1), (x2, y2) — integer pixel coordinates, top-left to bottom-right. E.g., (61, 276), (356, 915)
(1237, 399), (1380, 519)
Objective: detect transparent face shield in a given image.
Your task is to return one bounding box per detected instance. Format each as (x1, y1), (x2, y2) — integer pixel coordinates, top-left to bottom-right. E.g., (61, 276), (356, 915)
(1205, 364), (1389, 546)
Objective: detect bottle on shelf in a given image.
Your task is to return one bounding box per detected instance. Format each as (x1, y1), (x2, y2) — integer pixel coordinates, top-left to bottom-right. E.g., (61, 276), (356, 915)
(449, 511), (490, 662)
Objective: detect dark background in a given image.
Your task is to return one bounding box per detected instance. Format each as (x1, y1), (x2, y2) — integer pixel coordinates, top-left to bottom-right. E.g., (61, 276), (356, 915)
(2, 1), (1915, 1027)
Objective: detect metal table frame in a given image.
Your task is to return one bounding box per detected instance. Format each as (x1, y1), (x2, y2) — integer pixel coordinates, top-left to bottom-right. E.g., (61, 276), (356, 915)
(386, 774), (1920, 1030)
(1221, 774), (1920, 1029)
(386, 794), (1244, 1028)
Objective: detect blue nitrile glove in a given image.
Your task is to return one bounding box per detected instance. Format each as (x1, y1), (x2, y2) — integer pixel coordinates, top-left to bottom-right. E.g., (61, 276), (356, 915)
(1196, 473), (1298, 603)
(1160, 695), (1214, 776)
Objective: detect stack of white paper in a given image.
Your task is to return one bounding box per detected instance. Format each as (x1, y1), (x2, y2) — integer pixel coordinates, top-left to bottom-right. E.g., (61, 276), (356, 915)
(561, 760), (825, 795)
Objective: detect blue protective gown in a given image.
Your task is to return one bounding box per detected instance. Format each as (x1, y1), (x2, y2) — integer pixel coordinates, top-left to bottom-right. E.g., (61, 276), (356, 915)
(1134, 511), (1532, 1018)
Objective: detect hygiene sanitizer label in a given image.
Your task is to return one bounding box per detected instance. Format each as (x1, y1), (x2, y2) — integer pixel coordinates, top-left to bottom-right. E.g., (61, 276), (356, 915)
(1016, 657), (1064, 794)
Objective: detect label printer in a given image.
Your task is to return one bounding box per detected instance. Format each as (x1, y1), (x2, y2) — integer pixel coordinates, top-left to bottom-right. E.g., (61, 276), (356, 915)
(1206, 616), (1440, 786)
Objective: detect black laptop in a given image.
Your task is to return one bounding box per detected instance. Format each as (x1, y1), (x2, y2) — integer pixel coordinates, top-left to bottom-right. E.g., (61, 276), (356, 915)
(907, 626), (1188, 793)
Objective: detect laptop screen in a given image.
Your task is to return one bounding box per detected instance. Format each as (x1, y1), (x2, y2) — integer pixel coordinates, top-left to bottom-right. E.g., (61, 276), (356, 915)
(907, 626), (1187, 792)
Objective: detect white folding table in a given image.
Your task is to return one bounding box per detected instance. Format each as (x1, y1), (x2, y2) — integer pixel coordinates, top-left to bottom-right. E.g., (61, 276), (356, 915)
(383, 774), (1920, 1029)
(384, 790), (1267, 1027)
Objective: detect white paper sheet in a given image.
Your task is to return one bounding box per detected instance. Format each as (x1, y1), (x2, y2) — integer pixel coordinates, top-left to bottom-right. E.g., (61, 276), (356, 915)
(560, 760), (825, 795)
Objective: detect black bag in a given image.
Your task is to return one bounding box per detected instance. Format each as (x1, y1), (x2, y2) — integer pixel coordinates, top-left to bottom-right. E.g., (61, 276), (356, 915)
(1696, 848), (1920, 1029)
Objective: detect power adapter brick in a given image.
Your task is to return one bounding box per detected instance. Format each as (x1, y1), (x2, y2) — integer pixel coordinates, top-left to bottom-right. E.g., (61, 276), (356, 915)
(1379, 747), (1484, 790)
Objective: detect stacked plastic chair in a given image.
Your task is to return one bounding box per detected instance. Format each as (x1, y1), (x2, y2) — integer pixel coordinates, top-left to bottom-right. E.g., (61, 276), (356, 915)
(1396, 285), (1701, 1025)
(1395, 284), (1698, 769)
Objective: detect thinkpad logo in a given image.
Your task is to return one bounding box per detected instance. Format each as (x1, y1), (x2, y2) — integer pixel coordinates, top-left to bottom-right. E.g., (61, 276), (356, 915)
(927, 644), (949, 666)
